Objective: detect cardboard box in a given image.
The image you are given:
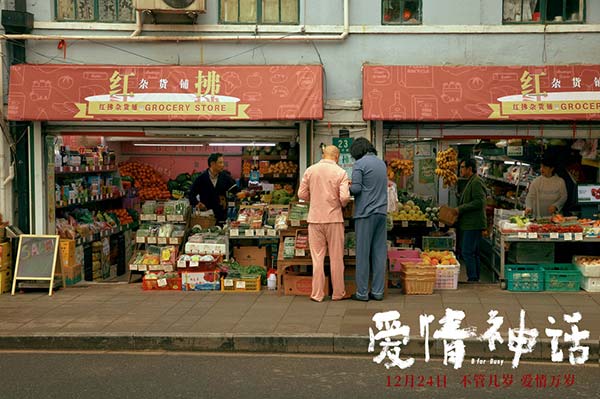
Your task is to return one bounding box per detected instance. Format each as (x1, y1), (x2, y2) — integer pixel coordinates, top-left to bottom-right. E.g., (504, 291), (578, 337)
(181, 271), (220, 291)
(59, 239), (77, 268)
(61, 263), (82, 286)
(0, 268), (13, 294)
(233, 246), (271, 268)
(284, 274), (329, 296)
(0, 242), (11, 264)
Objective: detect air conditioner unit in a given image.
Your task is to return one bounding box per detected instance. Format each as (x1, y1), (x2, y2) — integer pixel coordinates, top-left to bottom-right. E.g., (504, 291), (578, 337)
(134, 0), (206, 13)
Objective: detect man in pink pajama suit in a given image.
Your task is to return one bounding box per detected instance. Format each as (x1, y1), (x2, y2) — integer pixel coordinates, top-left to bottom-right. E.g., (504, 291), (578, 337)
(298, 145), (351, 302)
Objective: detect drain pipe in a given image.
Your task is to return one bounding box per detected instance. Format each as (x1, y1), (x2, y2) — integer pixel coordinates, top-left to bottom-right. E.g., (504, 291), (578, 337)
(5, 0), (349, 42)
(131, 10), (143, 37)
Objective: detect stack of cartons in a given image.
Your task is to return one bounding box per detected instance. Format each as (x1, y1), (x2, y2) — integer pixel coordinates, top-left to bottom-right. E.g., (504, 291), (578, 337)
(59, 239), (82, 286)
(0, 242), (12, 294)
(92, 241), (103, 280)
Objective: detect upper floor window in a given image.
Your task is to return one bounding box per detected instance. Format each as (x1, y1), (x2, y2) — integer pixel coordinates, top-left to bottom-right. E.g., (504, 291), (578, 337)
(220, 0), (299, 24)
(503, 0), (584, 23)
(56, 0), (135, 22)
(382, 0), (421, 25)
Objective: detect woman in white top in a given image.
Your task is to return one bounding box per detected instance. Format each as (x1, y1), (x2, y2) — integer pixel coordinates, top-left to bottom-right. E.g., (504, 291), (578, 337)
(525, 157), (567, 219)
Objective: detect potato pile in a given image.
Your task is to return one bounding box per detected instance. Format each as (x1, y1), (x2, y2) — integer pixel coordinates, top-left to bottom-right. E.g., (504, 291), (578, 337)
(435, 148), (458, 187)
(387, 158), (414, 179)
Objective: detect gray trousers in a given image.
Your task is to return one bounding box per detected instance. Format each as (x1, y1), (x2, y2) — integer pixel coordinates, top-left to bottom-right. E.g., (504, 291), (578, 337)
(354, 213), (387, 299)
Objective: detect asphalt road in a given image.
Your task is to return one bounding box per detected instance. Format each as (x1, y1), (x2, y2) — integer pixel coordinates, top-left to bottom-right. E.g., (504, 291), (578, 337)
(0, 351), (597, 399)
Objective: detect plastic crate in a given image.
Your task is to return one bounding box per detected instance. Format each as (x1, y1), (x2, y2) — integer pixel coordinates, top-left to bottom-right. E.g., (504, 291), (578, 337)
(542, 264), (581, 292)
(388, 248), (421, 272)
(505, 265), (544, 292)
(221, 276), (261, 292)
(580, 276), (600, 292)
(400, 272), (435, 295)
(435, 265), (459, 290)
(422, 236), (454, 251)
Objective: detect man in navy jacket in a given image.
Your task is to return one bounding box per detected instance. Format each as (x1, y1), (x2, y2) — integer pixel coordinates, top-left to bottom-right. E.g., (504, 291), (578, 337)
(188, 153), (238, 224)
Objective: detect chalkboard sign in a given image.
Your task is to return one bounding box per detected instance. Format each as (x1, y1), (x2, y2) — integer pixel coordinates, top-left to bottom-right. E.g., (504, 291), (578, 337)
(12, 235), (61, 296)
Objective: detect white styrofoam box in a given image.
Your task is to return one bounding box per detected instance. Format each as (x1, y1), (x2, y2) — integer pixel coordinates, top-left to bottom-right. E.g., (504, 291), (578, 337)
(580, 276), (600, 292)
(573, 256), (600, 277)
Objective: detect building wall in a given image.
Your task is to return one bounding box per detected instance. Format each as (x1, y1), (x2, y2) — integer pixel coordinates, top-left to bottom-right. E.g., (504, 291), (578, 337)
(21, 0), (600, 105)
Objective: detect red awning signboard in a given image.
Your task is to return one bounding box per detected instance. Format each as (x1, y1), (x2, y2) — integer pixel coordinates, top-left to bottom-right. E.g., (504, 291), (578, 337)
(363, 65), (600, 121)
(8, 65), (323, 121)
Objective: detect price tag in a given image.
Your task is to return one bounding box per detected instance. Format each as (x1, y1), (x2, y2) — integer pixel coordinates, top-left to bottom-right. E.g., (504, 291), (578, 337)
(550, 232), (559, 239)
(149, 264), (162, 271)
(518, 232), (528, 239)
(255, 229), (265, 237)
(295, 249), (306, 257)
(147, 237), (157, 244)
(168, 238), (180, 245)
(252, 156), (259, 161)
(136, 236), (146, 244)
(426, 221), (433, 228)
(156, 278), (167, 287)
(291, 220), (300, 227)
(177, 260), (187, 268)
(230, 228), (239, 237)
(157, 215), (166, 222)
(129, 264), (138, 271)
(439, 223), (445, 228)
(245, 229), (255, 237)
(563, 233), (573, 241)
(401, 221), (409, 228)
(574, 233), (583, 241)
(164, 264), (174, 272)
(348, 248), (356, 257)
(273, 174), (280, 178)
(138, 264), (148, 272)
(281, 155), (287, 160)
(267, 229), (277, 237)
(286, 174), (294, 178)
(224, 278), (234, 287)
(189, 261), (199, 268)
(236, 281), (246, 289)
(157, 237), (168, 245)
(527, 232), (537, 239)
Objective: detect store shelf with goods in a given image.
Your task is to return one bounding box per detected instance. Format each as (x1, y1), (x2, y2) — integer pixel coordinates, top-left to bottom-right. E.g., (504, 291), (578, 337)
(55, 165), (118, 174)
(56, 193), (125, 209)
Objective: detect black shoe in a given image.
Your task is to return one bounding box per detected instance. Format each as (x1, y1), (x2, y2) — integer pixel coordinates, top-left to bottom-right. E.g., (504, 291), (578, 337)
(350, 294), (369, 302)
(369, 293), (383, 301)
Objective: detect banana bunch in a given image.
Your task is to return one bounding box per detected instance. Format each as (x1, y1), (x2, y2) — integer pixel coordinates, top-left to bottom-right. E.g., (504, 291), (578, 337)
(435, 148), (458, 187)
(387, 158), (414, 179)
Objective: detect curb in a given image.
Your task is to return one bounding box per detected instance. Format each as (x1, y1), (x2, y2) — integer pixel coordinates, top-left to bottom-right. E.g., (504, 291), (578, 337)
(0, 333), (597, 363)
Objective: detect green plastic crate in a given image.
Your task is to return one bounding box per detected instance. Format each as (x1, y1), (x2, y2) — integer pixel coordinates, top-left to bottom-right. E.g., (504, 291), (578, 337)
(506, 265), (544, 292)
(422, 236), (454, 251)
(542, 263), (581, 292)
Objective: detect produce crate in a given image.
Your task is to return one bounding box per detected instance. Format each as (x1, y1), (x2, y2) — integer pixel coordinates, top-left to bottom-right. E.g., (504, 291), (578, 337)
(422, 236), (454, 251)
(435, 265), (459, 290)
(507, 242), (554, 264)
(142, 276), (182, 291)
(505, 265), (544, 292)
(572, 256), (600, 277)
(400, 272), (435, 295)
(400, 261), (436, 276)
(580, 276), (600, 292)
(542, 264), (580, 292)
(388, 248), (421, 272)
(221, 276), (261, 292)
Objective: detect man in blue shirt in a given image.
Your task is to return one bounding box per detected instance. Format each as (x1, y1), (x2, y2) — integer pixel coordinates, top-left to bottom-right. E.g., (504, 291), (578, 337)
(349, 138), (388, 301)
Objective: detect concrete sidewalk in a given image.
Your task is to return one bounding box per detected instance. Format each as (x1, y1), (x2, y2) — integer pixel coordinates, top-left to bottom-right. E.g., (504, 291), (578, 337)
(0, 283), (599, 363)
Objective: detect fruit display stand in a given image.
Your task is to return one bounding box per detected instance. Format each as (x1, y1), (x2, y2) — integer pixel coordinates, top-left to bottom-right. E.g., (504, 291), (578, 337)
(129, 200), (190, 282)
(494, 220), (600, 288)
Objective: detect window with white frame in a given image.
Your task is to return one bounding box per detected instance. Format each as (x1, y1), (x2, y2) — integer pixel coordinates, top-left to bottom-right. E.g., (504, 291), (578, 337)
(56, 0), (135, 22)
(382, 0), (421, 25)
(220, 0), (299, 24)
(503, 0), (584, 23)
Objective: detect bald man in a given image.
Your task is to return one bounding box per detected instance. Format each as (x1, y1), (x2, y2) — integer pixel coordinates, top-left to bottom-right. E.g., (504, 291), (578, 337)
(298, 146), (351, 302)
